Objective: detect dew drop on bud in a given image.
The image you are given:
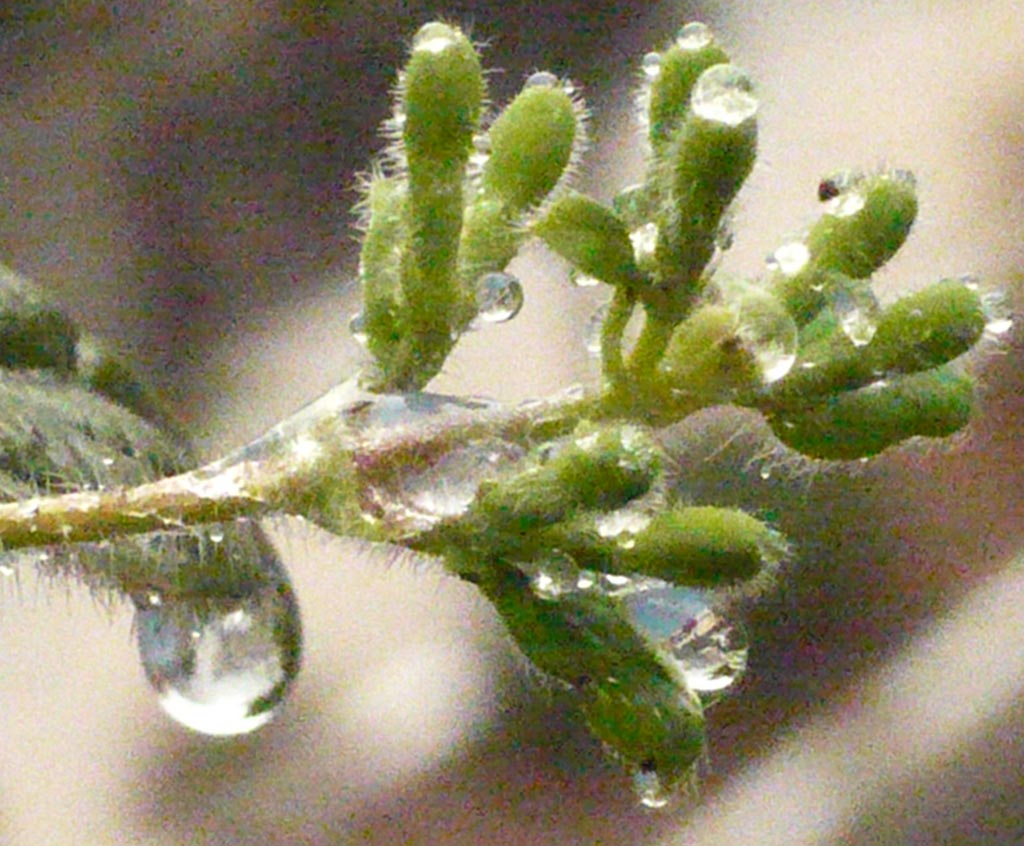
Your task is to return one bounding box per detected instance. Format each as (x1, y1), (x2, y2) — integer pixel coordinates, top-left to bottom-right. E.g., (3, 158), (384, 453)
(474, 272), (524, 325)
(630, 222), (659, 264)
(622, 586), (749, 696)
(830, 280), (880, 347)
(675, 21), (713, 50)
(765, 241), (810, 277)
(825, 190), (866, 218)
(634, 768), (672, 809)
(348, 311), (368, 345)
(691, 65), (758, 127)
(134, 521), (302, 737)
(412, 22), (458, 54)
(729, 286), (797, 383)
(641, 51), (662, 78)
(570, 267), (602, 288)
(525, 70), (559, 89)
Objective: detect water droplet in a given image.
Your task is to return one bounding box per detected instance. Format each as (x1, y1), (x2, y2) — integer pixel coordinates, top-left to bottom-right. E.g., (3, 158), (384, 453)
(730, 287), (798, 383)
(613, 183), (656, 228)
(634, 768), (672, 809)
(596, 504), (652, 546)
(691, 65), (758, 127)
(759, 466), (771, 480)
(766, 241), (810, 277)
(0, 562), (16, 578)
(348, 311), (368, 345)
(981, 289), (1013, 336)
(474, 272), (524, 325)
(570, 267), (602, 288)
(630, 222), (659, 263)
(641, 51), (662, 78)
(831, 280), (880, 347)
(134, 523), (301, 737)
(528, 556), (581, 600)
(825, 190), (866, 218)
(675, 22), (713, 50)
(208, 529), (225, 544)
(584, 301), (609, 356)
(412, 23), (458, 54)
(398, 440), (525, 527)
(525, 70), (559, 89)
(622, 587), (748, 695)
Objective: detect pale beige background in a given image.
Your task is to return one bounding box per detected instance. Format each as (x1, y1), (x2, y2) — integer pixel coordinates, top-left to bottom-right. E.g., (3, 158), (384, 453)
(0, 1), (1023, 844)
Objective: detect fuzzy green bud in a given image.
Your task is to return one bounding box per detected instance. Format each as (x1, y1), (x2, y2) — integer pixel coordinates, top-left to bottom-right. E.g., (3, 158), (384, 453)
(770, 366), (974, 460)
(773, 171), (918, 324)
(654, 65), (757, 304)
(533, 192), (642, 289)
(475, 424), (661, 536)
(482, 76), (579, 212)
(402, 22), (484, 166)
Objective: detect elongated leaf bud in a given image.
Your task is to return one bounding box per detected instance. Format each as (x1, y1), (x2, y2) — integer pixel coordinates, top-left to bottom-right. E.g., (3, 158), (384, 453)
(533, 192), (642, 289)
(770, 366), (974, 459)
(482, 76), (579, 212)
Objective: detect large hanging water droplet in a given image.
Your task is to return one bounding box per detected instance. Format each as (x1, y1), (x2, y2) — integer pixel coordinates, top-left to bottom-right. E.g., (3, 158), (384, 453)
(675, 22), (713, 50)
(133, 521), (302, 737)
(396, 439), (526, 528)
(729, 286), (798, 383)
(691, 65), (758, 127)
(830, 279), (880, 346)
(474, 272), (524, 325)
(622, 586), (748, 696)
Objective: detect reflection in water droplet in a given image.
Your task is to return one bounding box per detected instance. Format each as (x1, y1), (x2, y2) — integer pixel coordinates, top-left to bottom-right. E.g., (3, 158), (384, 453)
(525, 70), (559, 88)
(676, 22), (713, 50)
(831, 280), (880, 347)
(623, 586), (748, 695)
(398, 440), (525, 527)
(474, 272), (524, 325)
(134, 522), (302, 737)
(691, 65), (758, 127)
(596, 504), (652, 549)
(766, 241), (810, 276)
(641, 51), (662, 78)
(348, 311), (368, 345)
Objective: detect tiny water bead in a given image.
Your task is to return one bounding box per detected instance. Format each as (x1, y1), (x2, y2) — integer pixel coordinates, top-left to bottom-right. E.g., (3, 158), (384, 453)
(630, 222), (659, 264)
(133, 522), (302, 737)
(675, 21), (713, 50)
(474, 272), (524, 325)
(728, 286), (798, 383)
(825, 189), (866, 218)
(569, 267), (602, 288)
(766, 241), (810, 277)
(524, 70), (559, 89)
(622, 586), (748, 695)
(691, 65), (758, 127)
(641, 51), (662, 79)
(831, 280), (880, 346)
(980, 289), (1014, 337)
(412, 22), (458, 54)
(634, 768), (671, 809)
(817, 168), (864, 201)
(348, 311), (368, 345)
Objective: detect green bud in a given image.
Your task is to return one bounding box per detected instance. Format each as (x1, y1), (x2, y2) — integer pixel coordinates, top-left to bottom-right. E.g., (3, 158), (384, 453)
(533, 192), (642, 289)
(475, 424), (661, 536)
(647, 41), (729, 152)
(482, 77), (579, 212)
(868, 278), (985, 374)
(402, 22), (484, 166)
(773, 171), (918, 323)
(770, 366), (974, 460)
(654, 65), (757, 301)
(358, 174), (407, 364)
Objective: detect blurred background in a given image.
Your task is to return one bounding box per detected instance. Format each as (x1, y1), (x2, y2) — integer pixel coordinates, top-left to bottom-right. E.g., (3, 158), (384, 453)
(0, 1), (1023, 844)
